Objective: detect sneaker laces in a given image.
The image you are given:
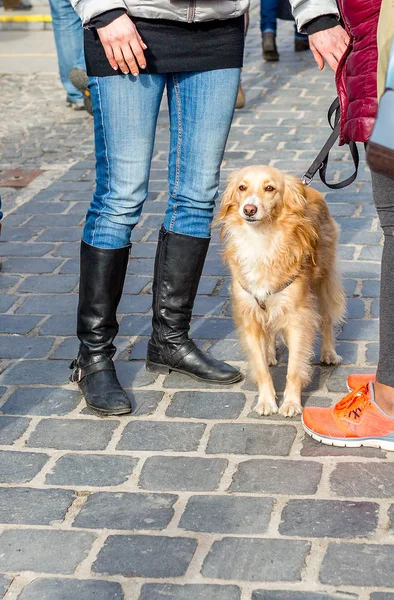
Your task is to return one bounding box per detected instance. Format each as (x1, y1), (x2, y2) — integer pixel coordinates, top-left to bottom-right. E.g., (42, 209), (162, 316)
(334, 385), (370, 415)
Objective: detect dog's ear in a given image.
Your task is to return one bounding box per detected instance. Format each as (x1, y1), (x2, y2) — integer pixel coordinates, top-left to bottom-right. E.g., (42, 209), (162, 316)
(215, 171), (239, 225)
(283, 174), (307, 211)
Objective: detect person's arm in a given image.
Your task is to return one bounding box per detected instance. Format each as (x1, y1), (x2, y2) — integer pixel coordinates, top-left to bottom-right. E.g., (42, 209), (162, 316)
(288, 0), (350, 72)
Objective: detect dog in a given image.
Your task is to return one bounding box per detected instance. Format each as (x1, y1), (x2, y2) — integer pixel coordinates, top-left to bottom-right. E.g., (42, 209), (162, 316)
(217, 165), (345, 417)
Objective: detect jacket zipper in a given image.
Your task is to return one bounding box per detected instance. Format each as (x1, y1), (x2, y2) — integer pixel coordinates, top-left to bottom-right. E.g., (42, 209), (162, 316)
(187, 0), (196, 23)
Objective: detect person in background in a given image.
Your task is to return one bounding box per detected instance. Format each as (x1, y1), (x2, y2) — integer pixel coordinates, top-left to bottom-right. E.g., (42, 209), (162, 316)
(68, 0), (246, 416)
(261, 0), (309, 61)
(236, 10), (250, 109)
(48, 0), (89, 111)
(289, 0), (394, 451)
(1, 0), (32, 10)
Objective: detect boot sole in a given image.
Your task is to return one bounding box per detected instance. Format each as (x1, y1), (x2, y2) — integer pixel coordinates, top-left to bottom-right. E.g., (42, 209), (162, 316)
(146, 360), (243, 385)
(85, 402), (132, 417)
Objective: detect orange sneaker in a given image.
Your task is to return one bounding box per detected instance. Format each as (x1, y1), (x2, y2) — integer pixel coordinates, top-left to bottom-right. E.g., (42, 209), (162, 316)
(302, 383), (394, 451)
(347, 373), (376, 392)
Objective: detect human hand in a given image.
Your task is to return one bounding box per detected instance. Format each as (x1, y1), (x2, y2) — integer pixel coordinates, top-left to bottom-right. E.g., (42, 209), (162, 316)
(309, 25), (350, 72)
(97, 13), (147, 75)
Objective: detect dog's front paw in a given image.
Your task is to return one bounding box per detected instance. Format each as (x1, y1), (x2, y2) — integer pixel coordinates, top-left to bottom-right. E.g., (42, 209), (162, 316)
(279, 401), (302, 418)
(255, 398), (278, 416)
(320, 351), (342, 366)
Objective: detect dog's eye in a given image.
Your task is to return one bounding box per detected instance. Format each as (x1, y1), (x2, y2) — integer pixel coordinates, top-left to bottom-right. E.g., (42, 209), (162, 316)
(265, 185), (275, 192)
(238, 184), (247, 192)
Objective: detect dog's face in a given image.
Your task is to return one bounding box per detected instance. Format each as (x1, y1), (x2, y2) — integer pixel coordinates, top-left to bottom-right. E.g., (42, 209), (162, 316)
(218, 165), (306, 227)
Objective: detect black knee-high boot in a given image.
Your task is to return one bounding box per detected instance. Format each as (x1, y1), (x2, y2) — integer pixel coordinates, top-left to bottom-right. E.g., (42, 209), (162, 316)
(69, 241), (132, 415)
(146, 227), (242, 384)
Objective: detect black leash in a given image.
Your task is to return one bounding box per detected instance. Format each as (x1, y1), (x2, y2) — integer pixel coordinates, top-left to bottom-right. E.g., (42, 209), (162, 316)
(301, 97), (359, 189)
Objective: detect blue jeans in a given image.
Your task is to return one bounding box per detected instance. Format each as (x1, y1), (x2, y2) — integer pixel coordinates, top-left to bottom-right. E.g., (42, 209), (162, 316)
(260, 0), (306, 38)
(49, 0), (86, 104)
(83, 70), (241, 248)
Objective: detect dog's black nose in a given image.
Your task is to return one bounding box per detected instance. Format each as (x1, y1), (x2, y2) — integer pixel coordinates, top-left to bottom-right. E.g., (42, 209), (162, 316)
(243, 204), (257, 217)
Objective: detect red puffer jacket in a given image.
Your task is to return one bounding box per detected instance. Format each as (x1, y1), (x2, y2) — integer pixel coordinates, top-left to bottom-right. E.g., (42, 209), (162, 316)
(336, 0), (382, 144)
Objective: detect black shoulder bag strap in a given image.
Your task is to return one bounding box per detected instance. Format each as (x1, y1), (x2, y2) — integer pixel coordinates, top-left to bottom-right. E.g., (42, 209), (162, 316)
(301, 97), (359, 189)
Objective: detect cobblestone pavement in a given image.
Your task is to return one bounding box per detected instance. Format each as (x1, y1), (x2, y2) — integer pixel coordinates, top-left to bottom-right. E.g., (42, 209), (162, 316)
(0, 10), (390, 600)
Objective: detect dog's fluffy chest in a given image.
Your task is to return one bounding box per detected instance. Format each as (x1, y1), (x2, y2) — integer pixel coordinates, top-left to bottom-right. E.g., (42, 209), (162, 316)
(231, 226), (285, 297)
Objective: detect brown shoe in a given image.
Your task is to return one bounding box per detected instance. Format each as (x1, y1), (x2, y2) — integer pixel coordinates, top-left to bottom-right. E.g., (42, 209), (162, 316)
(294, 37), (310, 52)
(262, 32), (279, 62)
(236, 82), (245, 109)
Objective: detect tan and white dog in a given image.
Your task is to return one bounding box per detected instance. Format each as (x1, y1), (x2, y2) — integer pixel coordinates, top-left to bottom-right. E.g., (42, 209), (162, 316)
(217, 165), (345, 417)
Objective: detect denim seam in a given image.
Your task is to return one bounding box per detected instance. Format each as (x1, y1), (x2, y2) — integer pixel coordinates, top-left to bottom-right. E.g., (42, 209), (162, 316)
(91, 77), (111, 247)
(170, 73), (182, 231)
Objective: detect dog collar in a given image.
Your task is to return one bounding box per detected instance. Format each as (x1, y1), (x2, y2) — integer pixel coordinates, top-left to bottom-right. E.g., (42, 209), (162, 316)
(239, 273), (300, 311)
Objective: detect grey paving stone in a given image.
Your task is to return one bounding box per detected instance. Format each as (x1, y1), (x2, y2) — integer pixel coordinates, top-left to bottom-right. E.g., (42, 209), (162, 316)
(339, 320), (378, 341)
(370, 595), (394, 600)
(180, 495), (274, 534)
(0, 315), (41, 334)
(0, 360), (70, 385)
(359, 246), (382, 261)
(17, 578), (124, 600)
(0, 295), (17, 312)
(371, 298), (379, 318)
(366, 342), (378, 364)
(93, 534), (197, 577)
(119, 315), (152, 336)
(300, 435), (385, 458)
(0, 529), (95, 574)
(46, 454), (138, 487)
(0, 242), (53, 257)
(118, 295), (152, 314)
(339, 261), (381, 279)
(39, 315), (76, 335)
(58, 259), (79, 274)
(139, 584), (241, 600)
(48, 337), (79, 359)
(338, 246), (355, 260)
(166, 391), (245, 419)
(0, 336), (54, 359)
(139, 456), (228, 491)
(252, 592), (357, 600)
(28, 215), (82, 228)
(26, 418), (118, 451)
(17, 295), (78, 315)
(0, 275), (20, 290)
(0, 487), (75, 525)
(129, 390), (164, 415)
(116, 421), (205, 452)
(0, 575), (12, 598)
(128, 337), (149, 360)
(202, 537), (310, 582)
(1, 257), (62, 274)
(52, 242), (80, 258)
(127, 258), (154, 276)
(0, 450), (48, 483)
(0, 416), (31, 444)
(1, 227), (40, 242)
(18, 275), (78, 293)
(362, 280), (380, 297)
(15, 201), (69, 214)
(343, 279), (357, 297)
(326, 367), (375, 392)
(122, 277), (151, 294)
(190, 318), (236, 339)
(321, 542), (394, 587)
(207, 424), (296, 456)
(330, 463), (394, 498)
(1, 387), (80, 416)
(197, 277), (219, 295)
(279, 499), (379, 538)
(208, 339), (245, 360)
(346, 298), (365, 318)
(230, 459), (322, 495)
(192, 297), (226, 316)
(115, 361), (158, 388)
(35, 227), (83, 242)
(74, 492), (177, 530)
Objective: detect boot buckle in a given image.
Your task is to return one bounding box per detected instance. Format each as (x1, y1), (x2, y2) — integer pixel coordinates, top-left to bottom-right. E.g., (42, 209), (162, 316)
(69, 364), (82, 383)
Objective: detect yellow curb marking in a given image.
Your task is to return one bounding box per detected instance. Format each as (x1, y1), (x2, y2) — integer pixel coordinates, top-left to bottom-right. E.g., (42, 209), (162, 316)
(0, 14), (52, 22)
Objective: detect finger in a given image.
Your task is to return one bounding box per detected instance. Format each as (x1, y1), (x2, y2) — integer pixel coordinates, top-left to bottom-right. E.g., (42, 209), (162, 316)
(137, 32), (148, 50)
(113, 45), (130, 74)
(324, 52), (339, 72)
(102, 43), (119, 71)
(122, 45), (139, 76)
(130, 39), (146, 69)
(310, 45), (324, 70)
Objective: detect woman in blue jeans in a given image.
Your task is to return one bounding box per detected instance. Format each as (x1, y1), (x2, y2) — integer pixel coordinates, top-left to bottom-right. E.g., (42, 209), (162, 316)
(69, 1), (247, 416)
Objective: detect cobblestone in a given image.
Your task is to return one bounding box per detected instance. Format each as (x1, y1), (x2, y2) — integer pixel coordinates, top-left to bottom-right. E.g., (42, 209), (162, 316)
(0, 9), (388, 598)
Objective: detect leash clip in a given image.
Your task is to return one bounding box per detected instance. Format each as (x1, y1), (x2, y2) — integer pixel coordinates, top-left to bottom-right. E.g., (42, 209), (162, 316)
(301, 173), (313, 186)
